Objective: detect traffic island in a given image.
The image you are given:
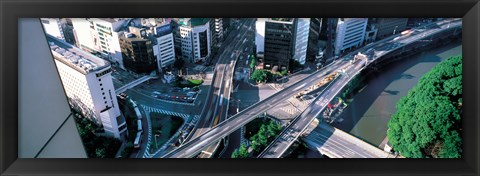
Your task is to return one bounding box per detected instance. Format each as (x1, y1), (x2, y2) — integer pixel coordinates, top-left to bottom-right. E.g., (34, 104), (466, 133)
(148, 112), (184, 153)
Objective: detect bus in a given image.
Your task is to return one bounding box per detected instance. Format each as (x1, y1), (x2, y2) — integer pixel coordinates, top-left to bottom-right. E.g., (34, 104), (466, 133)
(133, 131), (143, 148)
(134, 108), (142, 119)
(219, 94), (224, 106)
(137, 119), (143, 132)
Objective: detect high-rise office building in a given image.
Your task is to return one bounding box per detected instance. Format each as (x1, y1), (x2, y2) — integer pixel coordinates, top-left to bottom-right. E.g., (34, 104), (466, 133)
(256, 18), (317, 70)
(153, 23), (176, 72)
(71, 18), (127, 70)
(306, 18), (322, 62)
(177, 18), (212, 63)
(372, 18), (408, 40)
(334, 18), (368, 55)
(119, 26), (157, 74)
(255, 18), (267, 56)
(256, 18), (295, 71)
(47, 34), (127, 140)
(292, 18), (310, 65)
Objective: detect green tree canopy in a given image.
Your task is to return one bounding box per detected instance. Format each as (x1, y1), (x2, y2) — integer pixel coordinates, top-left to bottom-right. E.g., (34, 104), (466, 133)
(250, 57), (257, 70)
(251, 69), (268, 83)
(387, 55), (462, 158)
(232, 143), (249, 158)
(251, 69), (274, 83)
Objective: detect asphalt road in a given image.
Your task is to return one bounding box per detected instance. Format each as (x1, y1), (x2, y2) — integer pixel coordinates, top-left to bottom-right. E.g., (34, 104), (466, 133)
(161, 60), (347, 158)
(197, 19), (256, 158)
(153, 19), (256, 158)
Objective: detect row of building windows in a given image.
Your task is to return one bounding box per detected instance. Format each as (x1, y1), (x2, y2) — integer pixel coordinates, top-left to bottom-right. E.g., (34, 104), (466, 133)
(345, 21), (366, 30)
(58, 68), (94, 110)
(159, 39), (172, 46)
(344, 27), (366, 39)
(342, 39), (362, 49)
(95, 68), (112, 77)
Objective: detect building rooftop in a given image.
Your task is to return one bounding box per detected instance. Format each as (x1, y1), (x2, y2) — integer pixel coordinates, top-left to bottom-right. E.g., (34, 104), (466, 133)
(46, 34), (110, 74)
(98, 18), (119, 23)
(179, 18), (210, 27)
(268, 18), (294, 24)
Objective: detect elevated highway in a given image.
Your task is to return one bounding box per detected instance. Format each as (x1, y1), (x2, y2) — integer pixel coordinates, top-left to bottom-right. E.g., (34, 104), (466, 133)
(160, 18), (461, 158)
(258, 19), (461, 158)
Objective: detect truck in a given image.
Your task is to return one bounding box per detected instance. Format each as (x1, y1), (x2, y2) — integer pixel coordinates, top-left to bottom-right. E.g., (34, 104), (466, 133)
(401, 29), (413, 36)
(133, 131), (143, 148)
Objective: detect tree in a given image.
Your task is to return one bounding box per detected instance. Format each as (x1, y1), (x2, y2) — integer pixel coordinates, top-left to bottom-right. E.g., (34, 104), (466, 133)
(266, 121), (277, 138)
(249, 57), (257, 70)
(249, 134), (262, 152)
(238, 143), (250, 158)
(387, 55), (462, 158)
(257, 125), (269, 146)
(251, 69), (267, 83)
(95, 148), (107, 158)
(231, 149), (239, 158)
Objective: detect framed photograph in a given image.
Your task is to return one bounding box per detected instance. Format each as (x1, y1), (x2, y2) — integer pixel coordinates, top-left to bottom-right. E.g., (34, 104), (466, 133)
(1, 0), (479, 175)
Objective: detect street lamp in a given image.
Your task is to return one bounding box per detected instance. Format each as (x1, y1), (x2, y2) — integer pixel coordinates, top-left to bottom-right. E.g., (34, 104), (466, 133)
(154, 134), (160, 149)
(393, 26), (398, 35)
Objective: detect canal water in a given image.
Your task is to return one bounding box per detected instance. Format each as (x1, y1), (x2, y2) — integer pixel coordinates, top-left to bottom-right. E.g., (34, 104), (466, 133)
(331, 41), (462, 147)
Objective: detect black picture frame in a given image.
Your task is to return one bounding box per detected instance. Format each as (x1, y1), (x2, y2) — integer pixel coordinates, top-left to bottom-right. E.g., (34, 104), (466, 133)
(1, 0), (479, 176)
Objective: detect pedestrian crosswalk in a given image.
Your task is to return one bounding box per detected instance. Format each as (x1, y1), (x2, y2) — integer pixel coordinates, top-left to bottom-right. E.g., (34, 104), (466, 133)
(280, 106), (299, 115)
(141, 105), (190, 120)
(140, 104), (200, 158)
(157, 98), (197, 106)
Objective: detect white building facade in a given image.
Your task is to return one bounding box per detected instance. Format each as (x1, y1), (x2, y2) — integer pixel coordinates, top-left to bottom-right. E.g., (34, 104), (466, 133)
(47, 34), (127, 139)
(71, 18), (127, 70)
(334, 18), (368, 55)
(214, 18), (224, 45)
(178, 18), (211, 63)
(41, 18), (65, 40)
(255, 18), (266, 55)
(292, 18), (310, 65)
(153, 24), (176, 72)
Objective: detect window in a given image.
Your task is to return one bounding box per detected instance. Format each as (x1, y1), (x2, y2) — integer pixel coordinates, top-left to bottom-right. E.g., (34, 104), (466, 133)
(98, 79), (101, 81)
(101, 88), (104, 90)
(105, 101), (107, 104)
(100, 83), (103, 86)
(102, 92), (105, 95)
(103, 97), (106, 99)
